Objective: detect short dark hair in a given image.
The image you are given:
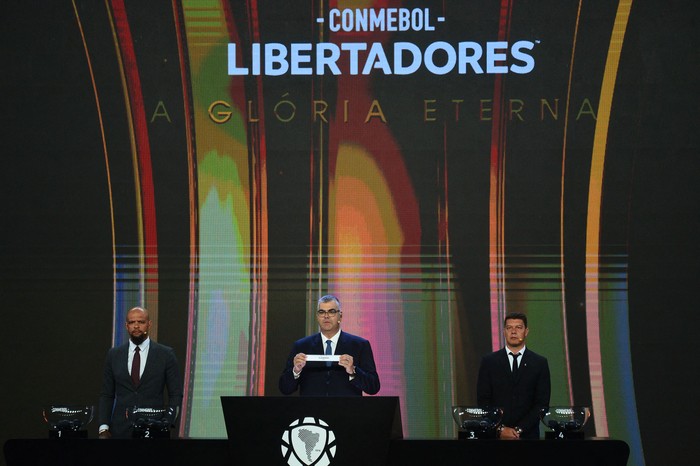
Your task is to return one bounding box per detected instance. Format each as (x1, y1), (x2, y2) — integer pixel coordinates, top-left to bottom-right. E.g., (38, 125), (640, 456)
(504, 312), (527, 328)
(318, 294), (341, 310)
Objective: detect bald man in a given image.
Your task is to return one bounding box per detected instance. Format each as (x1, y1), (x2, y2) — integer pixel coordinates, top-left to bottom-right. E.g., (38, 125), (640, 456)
(98, 307), (182, 438)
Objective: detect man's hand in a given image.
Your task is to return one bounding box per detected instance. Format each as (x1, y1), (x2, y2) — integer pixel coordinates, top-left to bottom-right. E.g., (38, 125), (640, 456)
(98, 429), (111, 439)
(498, 426), (520, 439)
(338, 354), (355, 375)
(293, 353), (307, 374)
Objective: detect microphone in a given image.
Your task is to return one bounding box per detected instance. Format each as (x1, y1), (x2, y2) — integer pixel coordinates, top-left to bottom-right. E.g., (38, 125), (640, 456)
(518, 338), (523, 342)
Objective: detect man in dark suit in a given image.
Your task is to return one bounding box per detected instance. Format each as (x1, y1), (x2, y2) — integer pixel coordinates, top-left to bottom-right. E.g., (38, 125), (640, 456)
(98, 307), (183, 438)
(279, 295), (380, 396)
(477, 312), (550, 439)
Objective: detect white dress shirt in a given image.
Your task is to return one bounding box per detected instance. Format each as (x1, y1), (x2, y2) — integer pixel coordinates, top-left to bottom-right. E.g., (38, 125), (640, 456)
(505, 345), (526, 370)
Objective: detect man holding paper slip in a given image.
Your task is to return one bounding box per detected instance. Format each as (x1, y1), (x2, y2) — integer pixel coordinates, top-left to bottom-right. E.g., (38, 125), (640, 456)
(279, 295), (380, 396)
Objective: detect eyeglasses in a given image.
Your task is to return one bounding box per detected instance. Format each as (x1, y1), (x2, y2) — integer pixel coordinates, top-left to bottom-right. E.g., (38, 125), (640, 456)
(317, 309), (340, 316)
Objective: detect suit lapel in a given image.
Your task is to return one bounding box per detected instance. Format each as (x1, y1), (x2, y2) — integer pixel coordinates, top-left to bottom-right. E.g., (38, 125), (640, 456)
(118, 344), (131, 379)
(499, 349), (511, 378)
(335, 331), (346, 354)
(312, 333), (324, 354)
(516, 350), (529, 381)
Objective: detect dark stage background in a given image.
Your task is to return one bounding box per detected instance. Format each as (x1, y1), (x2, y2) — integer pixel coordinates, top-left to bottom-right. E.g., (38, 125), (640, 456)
(1, 1), (699, 465)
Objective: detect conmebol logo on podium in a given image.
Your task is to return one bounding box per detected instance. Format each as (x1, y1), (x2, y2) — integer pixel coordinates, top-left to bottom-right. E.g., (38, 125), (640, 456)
(221, 397), (400, 465)
(281, 417), (337, 466)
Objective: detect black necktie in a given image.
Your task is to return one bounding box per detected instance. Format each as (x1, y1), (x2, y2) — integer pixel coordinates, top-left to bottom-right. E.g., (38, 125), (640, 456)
(325, 340), (333, 367)
(131, 346), (141, 385)
(510, 352), (520, 378)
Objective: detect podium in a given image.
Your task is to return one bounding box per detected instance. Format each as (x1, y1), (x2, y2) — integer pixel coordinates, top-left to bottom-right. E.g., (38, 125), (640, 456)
(221, 396), (402, 466)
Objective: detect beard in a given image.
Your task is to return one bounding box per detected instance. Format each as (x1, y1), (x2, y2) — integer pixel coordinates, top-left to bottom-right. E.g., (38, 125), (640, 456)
(130, 333), (147, 345)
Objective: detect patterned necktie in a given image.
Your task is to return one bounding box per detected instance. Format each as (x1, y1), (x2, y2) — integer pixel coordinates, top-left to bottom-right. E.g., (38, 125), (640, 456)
(510, 352), (520, 378)
(325, 340), (333, 367)
(131, 346), (141, 385)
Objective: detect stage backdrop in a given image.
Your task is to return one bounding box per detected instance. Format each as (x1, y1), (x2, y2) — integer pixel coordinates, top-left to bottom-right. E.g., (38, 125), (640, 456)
(2, 2), (699, 466)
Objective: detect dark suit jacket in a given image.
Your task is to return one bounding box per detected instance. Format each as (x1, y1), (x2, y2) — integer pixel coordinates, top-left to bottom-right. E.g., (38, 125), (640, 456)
(279, 331), (380, 396)
(476, 347), (551, 439)
(98, 340), (183, 438)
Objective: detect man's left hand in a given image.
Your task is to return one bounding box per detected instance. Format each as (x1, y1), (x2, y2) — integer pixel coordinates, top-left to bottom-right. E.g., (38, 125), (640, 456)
(338, 354), (355, 374)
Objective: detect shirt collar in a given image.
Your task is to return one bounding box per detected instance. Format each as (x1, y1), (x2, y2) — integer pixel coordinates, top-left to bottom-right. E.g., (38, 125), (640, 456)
(129, 337), (151, 352)
(505, 345), (526, 355)
(323, 329), (342, 346)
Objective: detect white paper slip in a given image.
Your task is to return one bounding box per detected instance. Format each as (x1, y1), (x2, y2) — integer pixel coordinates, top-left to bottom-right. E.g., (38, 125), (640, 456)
(305, 354), (340, 362)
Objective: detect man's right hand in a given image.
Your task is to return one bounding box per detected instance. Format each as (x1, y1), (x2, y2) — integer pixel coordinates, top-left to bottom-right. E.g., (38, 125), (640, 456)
(498, 426), (520, 439)
(293, 353), (307, 374)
